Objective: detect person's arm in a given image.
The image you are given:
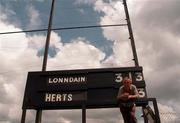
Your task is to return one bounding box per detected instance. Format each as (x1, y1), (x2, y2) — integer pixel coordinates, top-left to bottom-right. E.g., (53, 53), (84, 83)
(128, 85), (139, 99)
(118, 93), (129, 100)
(118, 94), (129, 101)
(128, 94), (138, 99)
(117, 86), (129, 101)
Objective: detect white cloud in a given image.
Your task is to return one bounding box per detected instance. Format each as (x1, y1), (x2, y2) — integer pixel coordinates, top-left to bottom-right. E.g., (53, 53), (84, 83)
(0, 103), (9, 122)
(0, 22), (28, 60)
(27, 5), (42, 29)
(93, 0), (135, 67)
(0, 4), (16, 22)
(43, 116), (72, 123)
(0, 34), (28, 59)
(0, 18), (42, 123)
(48, 37), (105, 70)
(28, 31), (62, 50)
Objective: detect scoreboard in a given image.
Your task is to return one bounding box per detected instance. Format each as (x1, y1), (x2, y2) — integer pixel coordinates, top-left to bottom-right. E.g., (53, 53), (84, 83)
(23, 66), (147, 109)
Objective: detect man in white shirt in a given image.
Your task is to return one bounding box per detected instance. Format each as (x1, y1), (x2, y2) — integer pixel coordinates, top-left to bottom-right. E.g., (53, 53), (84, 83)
(117, 77), (139, 123)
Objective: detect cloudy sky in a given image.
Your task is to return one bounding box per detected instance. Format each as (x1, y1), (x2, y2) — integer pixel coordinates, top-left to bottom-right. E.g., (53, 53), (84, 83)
(0, 0), (180, 123)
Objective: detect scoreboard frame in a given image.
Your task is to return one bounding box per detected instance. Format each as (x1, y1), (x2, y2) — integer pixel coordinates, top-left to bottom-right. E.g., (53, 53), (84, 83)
(23, 66), (147, 109)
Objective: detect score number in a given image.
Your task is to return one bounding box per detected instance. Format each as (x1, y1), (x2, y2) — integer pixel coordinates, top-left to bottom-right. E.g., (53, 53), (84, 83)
(115, 72), (144, 83)
(137, 88), (146, 98)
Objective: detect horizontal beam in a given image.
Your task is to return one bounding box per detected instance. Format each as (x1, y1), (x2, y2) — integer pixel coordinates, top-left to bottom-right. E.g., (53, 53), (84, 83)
(0, 24), (127, 35)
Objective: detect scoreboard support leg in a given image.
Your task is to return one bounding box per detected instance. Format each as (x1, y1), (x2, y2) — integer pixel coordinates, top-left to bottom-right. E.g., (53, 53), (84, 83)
(35, 110), (42, 123)
(142, 107), (149, 123)
(152, 99), (161, 123)
(82, 103), (86, 123)
(21, 109), (26, 123)
(141, 98), (161, 123)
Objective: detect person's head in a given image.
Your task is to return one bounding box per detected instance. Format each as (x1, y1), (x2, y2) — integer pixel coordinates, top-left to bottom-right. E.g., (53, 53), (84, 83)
(122, 77), (132, 88)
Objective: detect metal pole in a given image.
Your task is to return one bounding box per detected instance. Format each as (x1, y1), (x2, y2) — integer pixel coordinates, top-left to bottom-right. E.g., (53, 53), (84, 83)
(82, 103), (86, 123)
(142, 107), (149, 123)
(35, 0), (56, 123)
(122, 0), (139, 66)
(42, 0), (56, 71)
(35, 110), (42, 123)
(143, 89), (149, 123)
(152, 99), (161, 123)
(21, 109), (26, 123)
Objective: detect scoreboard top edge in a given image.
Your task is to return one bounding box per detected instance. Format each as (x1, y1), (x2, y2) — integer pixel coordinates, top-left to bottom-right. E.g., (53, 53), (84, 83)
(28, 66), (143, 75)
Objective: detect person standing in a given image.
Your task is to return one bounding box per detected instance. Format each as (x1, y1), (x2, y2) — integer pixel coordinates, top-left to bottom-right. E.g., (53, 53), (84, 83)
(117, 77), (139, 123)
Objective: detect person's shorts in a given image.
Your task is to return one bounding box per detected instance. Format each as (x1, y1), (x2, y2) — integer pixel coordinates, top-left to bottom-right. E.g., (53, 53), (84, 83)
(119, 102), (135, 109)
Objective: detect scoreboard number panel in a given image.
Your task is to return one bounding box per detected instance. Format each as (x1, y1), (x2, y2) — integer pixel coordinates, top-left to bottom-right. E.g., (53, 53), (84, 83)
(115, 72), (144, 83)
(115, 73), (123, 83)
(137, 88), (146, 98)
(115, 72), (133, 83)
(135, 72), (144, 81)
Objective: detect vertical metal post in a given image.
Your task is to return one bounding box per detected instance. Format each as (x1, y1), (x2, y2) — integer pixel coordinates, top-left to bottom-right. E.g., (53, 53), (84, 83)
(35, 0), (56, 123)
(82, 103), (86, 123)
(143, 89), (149, 123)
(35, 110), (42, 123)
(122, 0), (139, 66)
(21, 109), (26, 123)
(152, 99), (161, 123)
(142, 107), (149, 123)
(42, 0), (56, 72)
